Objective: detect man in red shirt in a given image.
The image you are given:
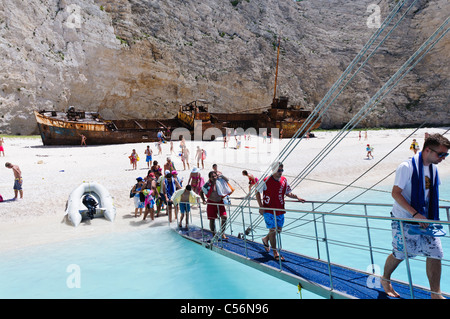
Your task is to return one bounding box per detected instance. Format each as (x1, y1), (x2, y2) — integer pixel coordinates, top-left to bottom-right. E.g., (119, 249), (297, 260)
(256, 163), (305, 261)
(200, 171), (230, 239)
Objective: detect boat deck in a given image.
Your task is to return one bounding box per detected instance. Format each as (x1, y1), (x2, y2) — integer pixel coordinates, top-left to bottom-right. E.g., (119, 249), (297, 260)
(176, 225), (448, 299)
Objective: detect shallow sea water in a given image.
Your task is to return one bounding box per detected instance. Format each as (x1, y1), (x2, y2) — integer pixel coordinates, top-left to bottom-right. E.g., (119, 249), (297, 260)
(0, 178), (449, 299)
(0, 225), (317, 299)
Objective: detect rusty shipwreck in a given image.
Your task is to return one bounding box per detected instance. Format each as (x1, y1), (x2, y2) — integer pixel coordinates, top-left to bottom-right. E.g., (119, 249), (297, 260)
(35, 99), (319, 146)
(35, 39), (320, 146)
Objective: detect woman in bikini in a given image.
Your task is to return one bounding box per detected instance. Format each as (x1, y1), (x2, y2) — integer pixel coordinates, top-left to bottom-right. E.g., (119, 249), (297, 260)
(188, 167), (204, 195)
(0, 137), (5, 156)
(129, 149), (138, 170)
(242, 170), (258, 193)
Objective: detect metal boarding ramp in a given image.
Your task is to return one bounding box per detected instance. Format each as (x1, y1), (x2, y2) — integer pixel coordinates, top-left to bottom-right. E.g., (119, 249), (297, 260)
(174, 199), (450, 299)
(173, 3), (450, 300)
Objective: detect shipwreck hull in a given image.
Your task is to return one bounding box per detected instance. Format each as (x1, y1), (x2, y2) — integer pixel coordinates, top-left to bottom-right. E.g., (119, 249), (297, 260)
(211, 112), (320, 138)
(35, 111), (180, 145)
(36, 123), (160, 145)
(35, 104), (321, 145)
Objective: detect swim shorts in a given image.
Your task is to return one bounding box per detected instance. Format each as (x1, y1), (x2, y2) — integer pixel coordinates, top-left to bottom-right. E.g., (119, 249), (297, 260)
(146, 155), (152, 163)
(145, 197), (155, 209)
(158, 192), (167, 205)
(134, 195), (145, 209)
(14, 178), (22, 190)
(391, 220), (443, 260)
(179, 203), (190, 214)
(206, 200), (226, 220)
(263, 212), (285, 229)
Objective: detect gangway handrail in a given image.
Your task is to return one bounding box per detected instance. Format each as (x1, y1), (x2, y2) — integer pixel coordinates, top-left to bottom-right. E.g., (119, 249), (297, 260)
(205, 198), (450, 242)
(204, 201), (450, 229)
(228, 196), (450, 209)
(194, 200), (450, 264)
(223, 197), (450, 224)
(217, 198), (450, 239)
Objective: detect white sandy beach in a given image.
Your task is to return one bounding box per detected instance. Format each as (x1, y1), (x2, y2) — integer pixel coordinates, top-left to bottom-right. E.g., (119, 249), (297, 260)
(0, 127), (449, 253)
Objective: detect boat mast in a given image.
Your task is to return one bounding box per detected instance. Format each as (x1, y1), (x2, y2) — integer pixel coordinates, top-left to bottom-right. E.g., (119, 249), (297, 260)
(273, 37), (281, 101)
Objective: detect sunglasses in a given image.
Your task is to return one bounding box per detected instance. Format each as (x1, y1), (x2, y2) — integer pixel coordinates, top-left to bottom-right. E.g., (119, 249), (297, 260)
(429, 148), (449, 158)
(277, 168), (284, 173)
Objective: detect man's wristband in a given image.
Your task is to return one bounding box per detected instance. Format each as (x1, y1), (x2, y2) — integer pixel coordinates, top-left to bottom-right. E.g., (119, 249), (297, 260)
(412, 212), (419, 218)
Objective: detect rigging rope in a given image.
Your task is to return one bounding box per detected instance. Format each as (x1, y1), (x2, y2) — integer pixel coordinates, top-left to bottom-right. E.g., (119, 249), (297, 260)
(254, 0), (411, 181)
(265, 123), (424, 233)
(210, 3), (449, 244)
(290, 15), (449, 192)
(221, 0), (410, 227)
(246, 15), (450, 236)
(308, 124), (426, 212)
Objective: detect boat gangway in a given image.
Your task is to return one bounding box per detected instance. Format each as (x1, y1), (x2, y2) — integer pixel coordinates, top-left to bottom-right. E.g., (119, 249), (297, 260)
(174, 199), (450, 299)
(172, 0), (450, 300)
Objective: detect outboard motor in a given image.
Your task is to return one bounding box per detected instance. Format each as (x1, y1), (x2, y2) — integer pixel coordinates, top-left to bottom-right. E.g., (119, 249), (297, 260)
(82, 194), (98, 219)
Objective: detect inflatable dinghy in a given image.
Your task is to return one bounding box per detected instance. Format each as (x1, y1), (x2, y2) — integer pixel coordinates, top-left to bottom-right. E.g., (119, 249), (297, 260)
(65, 182), (116, 227)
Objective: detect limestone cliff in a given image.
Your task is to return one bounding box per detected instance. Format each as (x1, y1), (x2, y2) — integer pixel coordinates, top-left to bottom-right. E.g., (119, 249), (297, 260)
(0, 0), (448, 134)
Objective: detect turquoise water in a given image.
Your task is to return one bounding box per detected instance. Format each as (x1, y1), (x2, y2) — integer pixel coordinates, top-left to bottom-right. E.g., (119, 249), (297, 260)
(0, 226), (313, 299)
(0, 178), (449, 299)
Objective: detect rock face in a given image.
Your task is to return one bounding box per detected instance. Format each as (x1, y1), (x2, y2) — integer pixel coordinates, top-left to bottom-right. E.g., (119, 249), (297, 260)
(0, 0), (448, 134)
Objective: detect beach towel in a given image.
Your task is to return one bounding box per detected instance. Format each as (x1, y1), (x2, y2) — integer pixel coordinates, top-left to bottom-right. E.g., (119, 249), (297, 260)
(171, 189), (200, 205)
(164, 178), (177, 197)
(411, 152), (440, 220)
(130, 183), (137, 198)
(143, 190), (155, 208)
(215, 177), (234, 196)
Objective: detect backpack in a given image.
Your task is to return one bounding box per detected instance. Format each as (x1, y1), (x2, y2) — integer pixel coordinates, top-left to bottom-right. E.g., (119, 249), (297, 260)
(130, 184), (137, 198)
